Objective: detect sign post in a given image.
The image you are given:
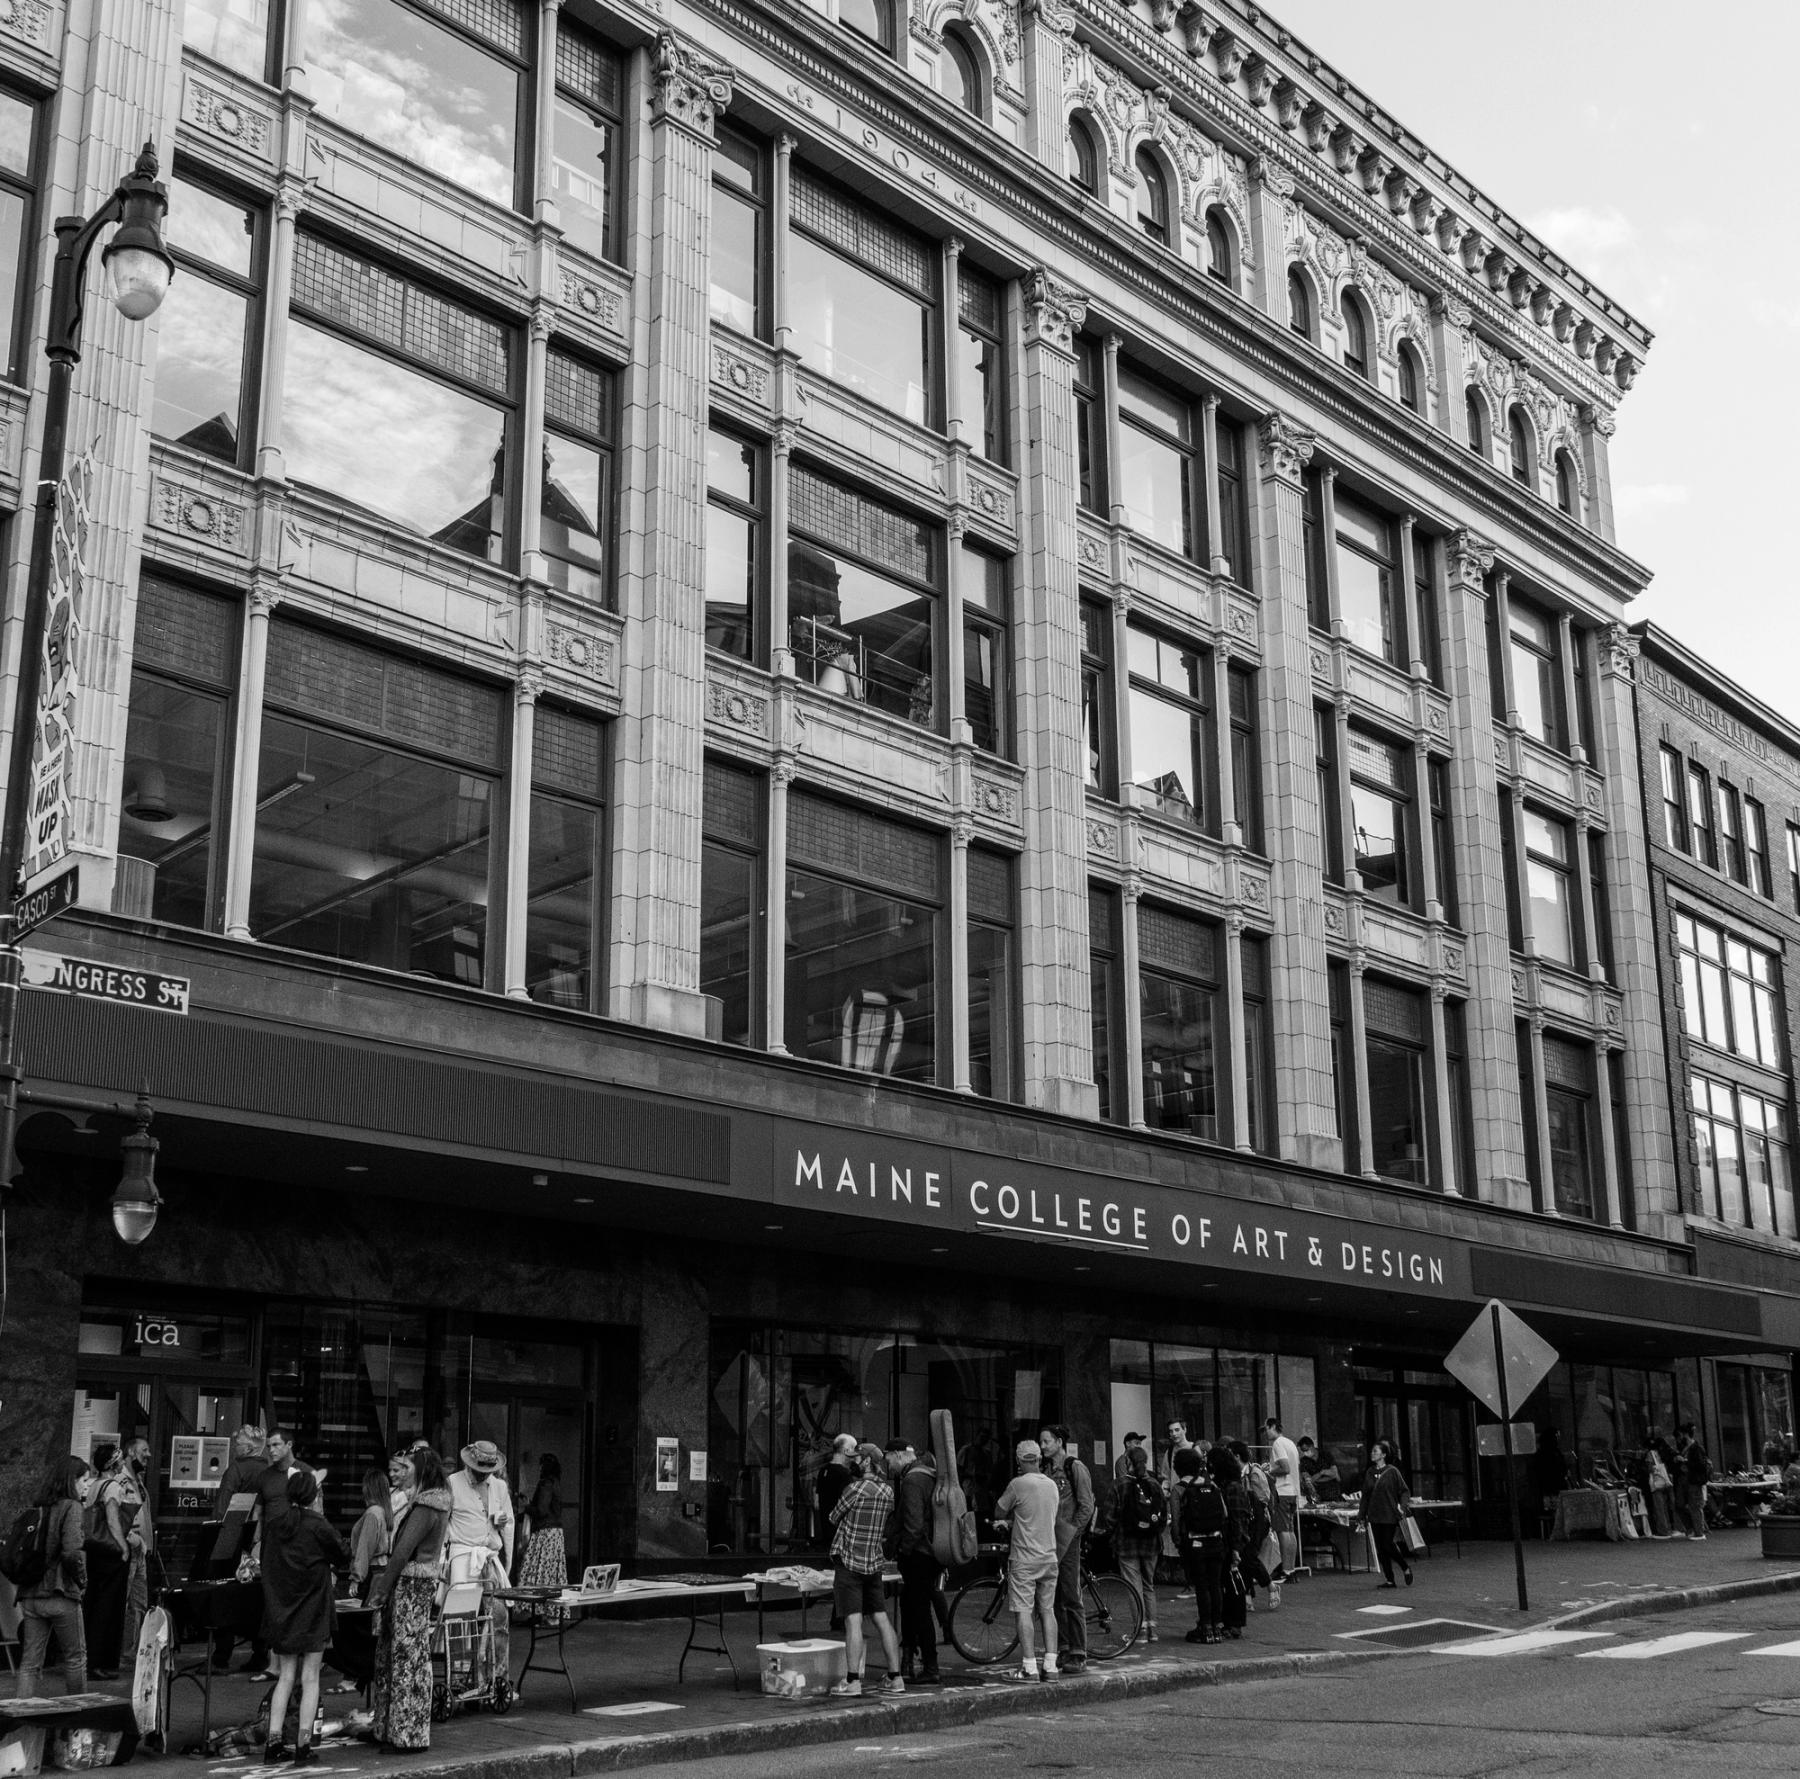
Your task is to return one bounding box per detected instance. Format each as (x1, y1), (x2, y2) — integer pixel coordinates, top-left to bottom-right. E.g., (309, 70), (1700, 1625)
(1444, 1298), (1559, 1613)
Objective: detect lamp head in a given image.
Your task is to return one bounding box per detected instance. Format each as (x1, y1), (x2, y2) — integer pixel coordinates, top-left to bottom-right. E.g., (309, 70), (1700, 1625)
(123, 764), (172, 822)
(110, 1092), (160, 1245)
(101, 141), (173, 322)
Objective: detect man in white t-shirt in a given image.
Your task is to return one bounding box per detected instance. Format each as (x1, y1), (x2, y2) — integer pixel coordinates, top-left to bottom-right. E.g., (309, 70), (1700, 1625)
(1263, 1417), (1301, 1579)
(993, 1442), (1061, 1683)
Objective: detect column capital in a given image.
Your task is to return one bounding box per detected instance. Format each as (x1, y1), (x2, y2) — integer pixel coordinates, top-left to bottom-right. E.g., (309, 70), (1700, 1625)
(1250, 154), (1295, 199)
(1021, 0), (1076, 35)
(1255, 412), (1315, 485)
(650, 30), (733, 138)
(1599, 622), (1640, 679)
(1021, 269), (1089, 352)
(247, 584), (282, 619)
(1445, 527), (1497, 589)
(529, 304), (555, 343)
(516, 670), (544, 705)
(1580, 401), (1617, 440)
(771, 757), (799, 787)
(951, 815), (975, 848)
(772, 417), (802, 456)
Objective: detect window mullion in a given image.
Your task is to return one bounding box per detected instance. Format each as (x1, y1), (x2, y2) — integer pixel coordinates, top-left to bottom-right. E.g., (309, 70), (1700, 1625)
(1121, 886), (1146, 1128)
(1346, 960), (1375, 1178)
(1225, 913), (1249, 1152)
(222, 587), (276, 940)
(1491, 569), (1519, 728)
(942, 236), (964, 448)
(532, 0), (560, 222)
(951, 823), (972, 1092)
(1200, 393), (1225, 576)
(502, 680), (539, 996)
(254, 191), (296, 477)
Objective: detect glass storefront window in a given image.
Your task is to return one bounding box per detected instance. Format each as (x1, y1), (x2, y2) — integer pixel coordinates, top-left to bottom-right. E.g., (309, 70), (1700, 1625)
(1107, 1340), (1302, 1470)
(307, 0), (522, 209)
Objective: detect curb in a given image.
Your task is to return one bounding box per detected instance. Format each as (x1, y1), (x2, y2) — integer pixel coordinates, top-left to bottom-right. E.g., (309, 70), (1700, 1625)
(366, 1648), (1380, 1777)
(1543, 1566), (1800, 1630)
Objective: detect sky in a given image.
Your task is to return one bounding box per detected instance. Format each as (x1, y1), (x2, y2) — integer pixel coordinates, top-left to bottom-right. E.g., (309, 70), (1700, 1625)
(1265, 0), (1798, 720)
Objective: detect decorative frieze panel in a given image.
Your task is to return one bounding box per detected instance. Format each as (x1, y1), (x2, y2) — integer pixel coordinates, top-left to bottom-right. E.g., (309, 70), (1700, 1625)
(1222, 595), (1259, 653)
(1518, 739), (1577, 806)
(1129, 547), (1210, 633)
(1363, 904), (1431, 973)
(1322, 887), (1349, 941)
(1539, 968), (1593, 1026)
(964, 462), (1017, 539)
(182, 71), (275, 164)
(1231, 856), (1271, 916)
(1137, 825), (1227, 900)
(710, 339), (773, 407)
(1085, 806), (1122, 863)
(970, 767), (1024, 836)
(1345, 659), (1412, 727)
(1436, 932), (1466, 982)
(543, 619), (618, 689)
(705, 667), (771, 738)
(558, 267), (625, 335)
(150, 475), (248, 556)
(1076, 517), (1111, 582)
(0, 0), (56, 54)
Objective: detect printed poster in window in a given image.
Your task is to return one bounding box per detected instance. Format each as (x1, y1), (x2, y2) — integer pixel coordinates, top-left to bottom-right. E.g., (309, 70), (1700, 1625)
(655, 1437), (679, 1491)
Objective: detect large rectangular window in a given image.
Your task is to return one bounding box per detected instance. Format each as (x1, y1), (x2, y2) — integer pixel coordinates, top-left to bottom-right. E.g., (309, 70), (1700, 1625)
(285, 234), (511, 562)
(1718, 780), (1746, 884)
(1348, 729), (1412, 907)
(1676, 911), (1784, 1068)
(184, 0), (274, 82)
(116, 576), (239, 930)
(1508, 598), (1564, 750)
(1081, 597), (1114, 795)
(788, 465), (938, 729)
(1523, 806), (1577, 968)
(1242, 933), (1273, 1155)
(785, 792), (939, 1081)
(1328, 959), (1355, 1160)
(1694, 1077), (1795, 1239)
(1116, 364), (1196, 558)
(968, 847), (1016, 1101)
(525, 703), (606, 1011)
(960, 541), (1010, 757)
(789, 167), (934, 426)
(154, 171), (260, 467)
(1089, 883), (1122, 1123)
(1138, 902), (1221, 1140)
(306, 0), (526, 209)
(956, 265), (1006, 465)
(1333, 492), (1400, 666)
(1074, 338), (1103, 515)
(1543, 1034), (1599, 1222)
(705, 424), (763, 659)
(1128, 625), (1211, 830)
(1303, 470), (1330, 631)
(701, 758), (761, 1048)
(1587, 831), (1613, 982)
(0, 87), (41, 383)
(1364, 976), (1429, 1186)
(551, 21), (623, 263)
(541, 346), (613, 602)
(710, 124), (766, 336)
(250, 622), (502, 983)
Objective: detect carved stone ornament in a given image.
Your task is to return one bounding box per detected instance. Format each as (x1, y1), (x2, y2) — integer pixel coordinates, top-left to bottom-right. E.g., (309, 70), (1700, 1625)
(1323, 899), (1347, 938)
(706, 677), (769, 734)
(650, 31), (734, 135)
(1599, 623), (1639, 679)
(1077, 531), (1105, 569)
(0, 0), (52, 47)
(1442, 943), (1464, 976)
(186, 79), (273, 158)
(153, 479), (246, 553)
(1022, 268), (1089, 352)
(1256, 412), (1316, 484)
(1511, 966), (1527, 1000)
(973, 778), (1020, 825)
(711, 344), (770, 401)
(1445, 527), (1496, 586)
(1238, 869), (1269, 907)
(967, 469), (1015, 531)
(1581, 402), (1617, 440)
(1252, 154), (1295, 199)
(558, 271), (622, 332)
(1087, 818), (1118, 856)
(544, 622), (615, 683)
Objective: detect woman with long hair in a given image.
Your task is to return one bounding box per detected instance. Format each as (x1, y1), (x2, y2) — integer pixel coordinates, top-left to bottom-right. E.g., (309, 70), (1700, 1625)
(1355, 1438), (1414, 1589)
(79, 1443), (131, 1679)
(367, 1446), (451, 1752)
(260, 1469), (347, 1765)
(350, 1468), (392, 1600)
(18, 1455), (92, 1696)
(517, 1453), (568, 1612)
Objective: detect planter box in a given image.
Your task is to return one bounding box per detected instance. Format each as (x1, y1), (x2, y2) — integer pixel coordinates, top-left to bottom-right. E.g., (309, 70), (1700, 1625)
(1761, 1517), (1800, 1559)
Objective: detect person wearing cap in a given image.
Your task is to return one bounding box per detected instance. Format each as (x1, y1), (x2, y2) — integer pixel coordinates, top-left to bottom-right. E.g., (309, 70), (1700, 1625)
(827, 1443), (903, 1698)
(992, 1440), (1060, 1683)
(1113, 1432), (1148, 1483)
(447, 1440), (515, 1682)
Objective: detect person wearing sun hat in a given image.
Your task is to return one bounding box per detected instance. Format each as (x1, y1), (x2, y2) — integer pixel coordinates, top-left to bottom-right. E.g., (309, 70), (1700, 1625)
(446, 1440), (514, 1682)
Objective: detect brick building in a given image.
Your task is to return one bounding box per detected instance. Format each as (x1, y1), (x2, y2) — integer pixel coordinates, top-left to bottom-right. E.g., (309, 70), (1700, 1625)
(0, 0), (1788, 1560)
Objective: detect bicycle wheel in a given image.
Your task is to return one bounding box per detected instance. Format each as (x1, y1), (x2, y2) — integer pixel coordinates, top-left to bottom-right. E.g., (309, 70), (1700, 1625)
(1081, 1571), (1142, 1660)
(948, 1576), (1019, 1665)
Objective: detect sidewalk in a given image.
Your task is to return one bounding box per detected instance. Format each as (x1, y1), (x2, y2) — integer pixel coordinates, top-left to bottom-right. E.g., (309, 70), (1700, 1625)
(26, 1529), (1799, 1774)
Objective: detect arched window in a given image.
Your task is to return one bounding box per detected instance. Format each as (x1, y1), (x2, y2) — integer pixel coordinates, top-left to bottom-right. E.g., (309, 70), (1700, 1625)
(1398, 343), (1422, 414)
(1555, 451), (1578, 516)
(1508, 407), (1532, 485)
(942, 29), (982, 118)
(1134, 147), (1169, 246)
(839, 0), (896, 53)
(1342, 290), (1370, 380)
(1204, 209), (1232, 287)
(1465, 390), (1486, 458)
(1066, 117), (1099, 195)
(1287, 267), (1312, 341)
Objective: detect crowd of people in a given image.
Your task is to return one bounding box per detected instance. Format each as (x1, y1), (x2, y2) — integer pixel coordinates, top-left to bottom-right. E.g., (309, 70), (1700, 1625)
(13, 1426), (570, 1762)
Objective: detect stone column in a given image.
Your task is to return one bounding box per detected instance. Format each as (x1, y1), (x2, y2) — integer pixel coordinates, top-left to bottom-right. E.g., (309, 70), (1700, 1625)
(222, 586), (277, 939)
(766, 760), (792, 1054)
(951, 817), (973, 1092)
(1020, 0), (1073, 172)
(1247, 157), (1293, 324)
(1225, 912), (1250, 1151)
(1430, 293), (1472, 447)
(1253, 414), (1338, 1169)
(1428, 984), (1459, 1195)
(1347, 954), (1376, 1177)
(503, 676), (540, 998)
(1442, 531), (1531, 1207)
(254, 187), (302, 482)
(534, 0), (562, 226)
(1121, 883), (1146, 1129)
(1013, 270), (1096, 1116)
(1594, 624), (1676, 1234)
(1594, 1036), (1625, 1231)
(607, 34), (733, 1035)
(1579, 404), (1617, 546)
(1526, 1011), (1554, 1215)
(519, 309), (552, 578)
(1200, 394), (1228, 577)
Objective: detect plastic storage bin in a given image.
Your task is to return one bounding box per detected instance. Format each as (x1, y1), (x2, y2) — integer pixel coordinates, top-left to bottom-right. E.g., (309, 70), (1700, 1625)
(756, 1638), (847, 1699)
(0, 1726), (47, 1777)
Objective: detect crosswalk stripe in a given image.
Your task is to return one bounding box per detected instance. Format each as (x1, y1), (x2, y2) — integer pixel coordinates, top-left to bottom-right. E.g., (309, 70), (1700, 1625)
(1439, 1630), (1614, 1656)
(1749, 1641), (1800, 1657)
(1577, 1632), (1750, 1659)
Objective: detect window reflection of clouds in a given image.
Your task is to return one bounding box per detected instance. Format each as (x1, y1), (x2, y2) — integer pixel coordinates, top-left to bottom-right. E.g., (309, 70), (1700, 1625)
(307, 0), (517, 207)
(167, 177), (253, 277)
(182, 0), (271, 81)
(0, 92), (31, 177)
(152, 275), (246, 457)
(284, 320), (506, 554)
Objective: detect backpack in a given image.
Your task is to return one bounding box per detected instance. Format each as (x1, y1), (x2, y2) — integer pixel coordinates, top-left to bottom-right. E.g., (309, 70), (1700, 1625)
(0, 1502), (53, 1589)
(929, 1409), (979, 1568)
(1118, 1472), (1167, 1535)
(1179, 1477), (1228, 1542)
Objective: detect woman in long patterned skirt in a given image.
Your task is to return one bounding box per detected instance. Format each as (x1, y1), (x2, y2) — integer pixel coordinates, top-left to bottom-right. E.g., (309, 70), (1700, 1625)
(367, 1448), (451, 1751)
(517, 1455), (569, 1624)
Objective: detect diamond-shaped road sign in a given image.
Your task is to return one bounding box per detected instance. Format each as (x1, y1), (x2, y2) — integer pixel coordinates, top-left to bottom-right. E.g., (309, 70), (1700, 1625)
(1445, 1299), (1559, 1419)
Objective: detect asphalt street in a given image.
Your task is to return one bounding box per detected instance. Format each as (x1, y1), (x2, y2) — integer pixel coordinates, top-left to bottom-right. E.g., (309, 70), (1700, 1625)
(665, 1593), (1800, 1779)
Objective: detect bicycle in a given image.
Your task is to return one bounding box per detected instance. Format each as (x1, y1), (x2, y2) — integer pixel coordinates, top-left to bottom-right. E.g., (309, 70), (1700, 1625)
(947, 1541), (1142, 1664)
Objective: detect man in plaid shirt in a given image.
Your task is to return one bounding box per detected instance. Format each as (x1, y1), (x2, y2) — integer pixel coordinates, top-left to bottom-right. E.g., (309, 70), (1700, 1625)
(827, 1442), (902, 1696)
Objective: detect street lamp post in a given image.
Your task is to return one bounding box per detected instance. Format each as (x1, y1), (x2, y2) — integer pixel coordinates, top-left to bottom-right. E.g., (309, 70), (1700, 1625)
(0, 142), (172, 1240)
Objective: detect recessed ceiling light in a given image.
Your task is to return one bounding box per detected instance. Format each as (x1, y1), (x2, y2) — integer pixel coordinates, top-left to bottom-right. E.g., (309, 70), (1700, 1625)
(345, 1164), (368, 1174)
(572, 1195), (594, 1205)
(1201, 1282), (1218, 1290)
(531, 1172), (550, 1187)
(1306, 1296), (1322, 1304)
(764, 1223), (783, 1231)
(930, 1246), (949, 1254)
(1073, 1265), (1090, 1273)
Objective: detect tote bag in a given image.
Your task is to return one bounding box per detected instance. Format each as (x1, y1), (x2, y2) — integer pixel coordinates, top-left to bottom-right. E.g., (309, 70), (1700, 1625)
(1398, 1513), (1427, 1557)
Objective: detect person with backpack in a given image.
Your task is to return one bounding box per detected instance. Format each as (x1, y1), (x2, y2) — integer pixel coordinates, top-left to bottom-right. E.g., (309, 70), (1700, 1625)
(1112, 1445), (1165, 1642)
(81, 1442), (133, 1680)
(1212, 1444), (1253, 1640)
(12, 1455), (92, 1696)
(1674, 1423), (1711, 1540)
(887, 1440), (944, 1683)
(1173, 1446), (1232, 1643)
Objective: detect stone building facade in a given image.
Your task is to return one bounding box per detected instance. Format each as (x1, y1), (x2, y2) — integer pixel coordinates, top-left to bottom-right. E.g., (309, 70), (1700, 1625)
(0, 0), (1788, 1560)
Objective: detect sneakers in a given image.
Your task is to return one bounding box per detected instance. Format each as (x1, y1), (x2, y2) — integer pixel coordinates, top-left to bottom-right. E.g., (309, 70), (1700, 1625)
(827, 1678), (862, 1698)
(1060, 1655), (1086, 1673)
(876, 1674), (905, 1695)
(1041, 1657), (1059, 1679)
(1145, 1627), (1159, 1642)
(1002, 1666), (1037, 1685)
(1402, 1564), (1414, 1587)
